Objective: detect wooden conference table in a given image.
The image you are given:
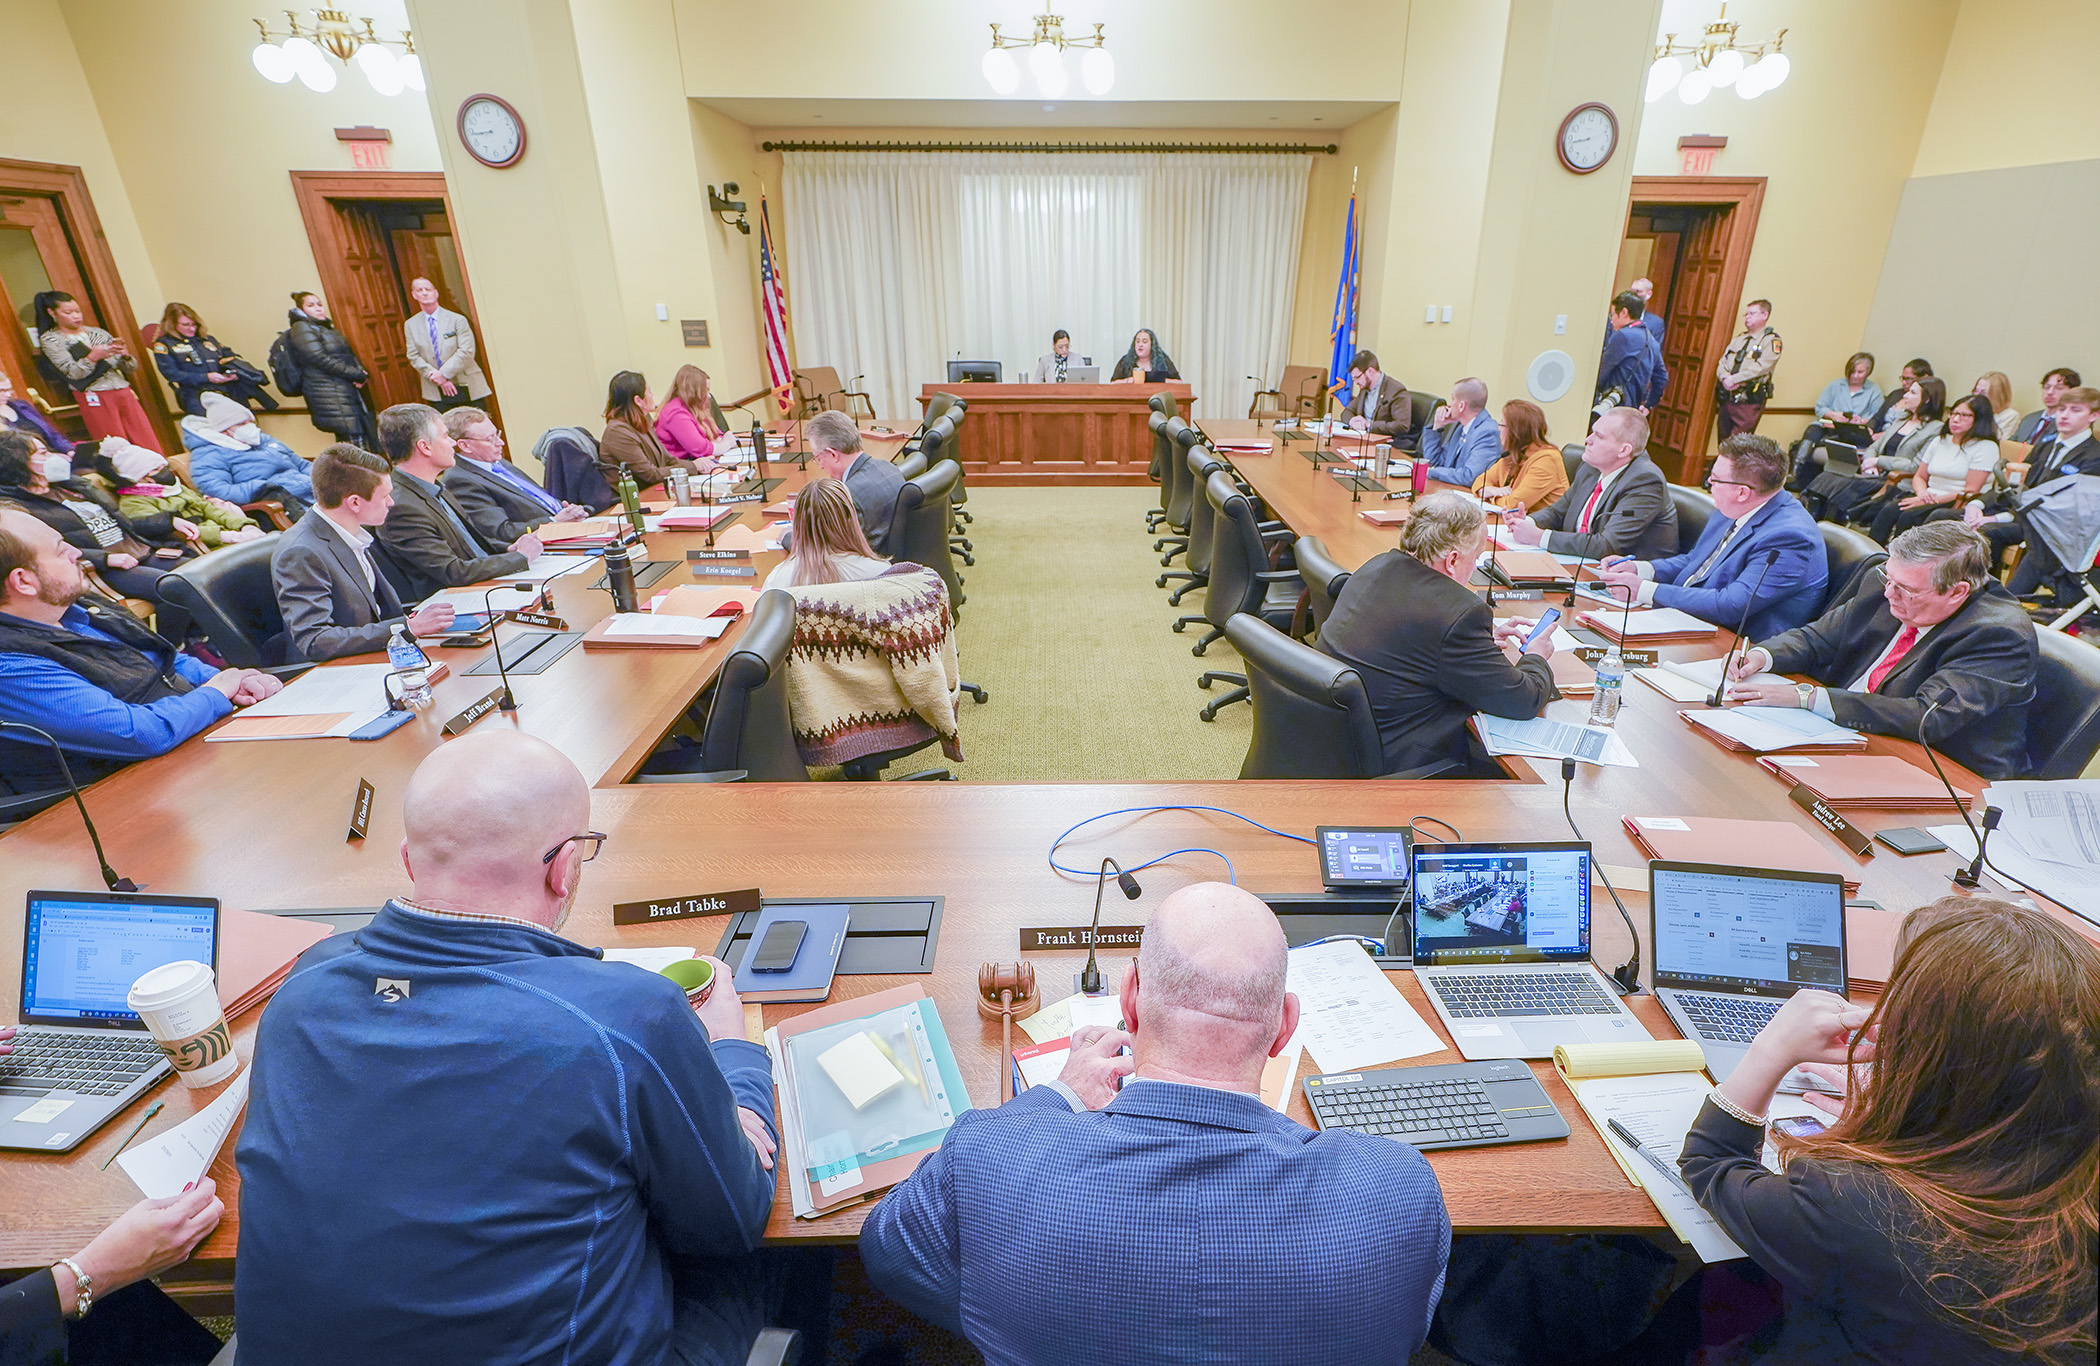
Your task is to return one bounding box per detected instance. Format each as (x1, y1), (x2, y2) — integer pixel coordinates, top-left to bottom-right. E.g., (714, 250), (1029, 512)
(918, 381), (1194, 486)
(0, 427), (1996, 1286)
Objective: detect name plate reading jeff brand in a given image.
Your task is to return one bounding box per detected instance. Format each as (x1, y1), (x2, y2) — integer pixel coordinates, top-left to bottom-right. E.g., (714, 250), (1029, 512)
(1019, 924), (1145, 952)
(688, 548), (753, 562)
(441, 688), (508, 737)
(508, 610), (569, 630)
(1788, 784), (1875, 857)
(614, 888), (763, 926)
(348, 777), (375, 841)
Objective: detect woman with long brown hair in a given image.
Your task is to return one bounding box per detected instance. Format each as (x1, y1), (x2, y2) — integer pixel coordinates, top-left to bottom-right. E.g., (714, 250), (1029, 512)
(1679, 896), (2098, 1364)
(761, 476), (891, 592)
(655, 364), (726, 471)
(1471, 399), (1569, 513)
(595, 369), (680, 489)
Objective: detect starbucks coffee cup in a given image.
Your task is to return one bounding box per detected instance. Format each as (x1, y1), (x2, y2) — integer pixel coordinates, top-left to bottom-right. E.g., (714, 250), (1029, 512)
(126, 960), (239, 1088)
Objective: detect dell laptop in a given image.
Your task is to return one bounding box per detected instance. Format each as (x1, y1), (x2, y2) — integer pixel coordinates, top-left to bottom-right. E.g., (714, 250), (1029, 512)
(1649, 861), (1848, 1082)
(1410, 840), (1650, 1060)
(2, 889), (220, 1152)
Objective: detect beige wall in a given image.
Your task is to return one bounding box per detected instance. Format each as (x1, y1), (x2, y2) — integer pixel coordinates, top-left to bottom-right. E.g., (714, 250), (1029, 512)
(1912, 0), (2100, 179)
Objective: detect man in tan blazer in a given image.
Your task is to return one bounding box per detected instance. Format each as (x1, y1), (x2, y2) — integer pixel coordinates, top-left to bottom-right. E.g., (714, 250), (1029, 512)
(403, 278), (491, 412)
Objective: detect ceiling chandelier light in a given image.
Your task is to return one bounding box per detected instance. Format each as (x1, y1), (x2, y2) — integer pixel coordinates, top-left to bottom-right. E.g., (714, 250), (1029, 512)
(984, 9), (1111, 98)
(1648, 3), (1790, 106)
(251, 9), (420, 96)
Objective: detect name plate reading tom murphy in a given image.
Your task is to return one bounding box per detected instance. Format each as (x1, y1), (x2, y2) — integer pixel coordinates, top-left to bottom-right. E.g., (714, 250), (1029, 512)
(613, 888), (762, 926)
(1019, 924), (1145, 952)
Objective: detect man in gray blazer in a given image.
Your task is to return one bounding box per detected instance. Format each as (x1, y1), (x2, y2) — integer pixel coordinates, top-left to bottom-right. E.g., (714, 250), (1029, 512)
(810, 409), (907, 554)
(403, 278), (492, 412)
(1030, 330), (1092, 383)
(1506, 406), (1679, 561)
(272, 444), (455, 661)
(374, 403), (538, 602)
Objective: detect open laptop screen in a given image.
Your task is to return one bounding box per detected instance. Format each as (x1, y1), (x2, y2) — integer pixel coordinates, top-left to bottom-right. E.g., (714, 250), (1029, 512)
(1651, 863), (1845, 994)
(21, 891), (220, 1027)
(1411, 842), (1591, 966)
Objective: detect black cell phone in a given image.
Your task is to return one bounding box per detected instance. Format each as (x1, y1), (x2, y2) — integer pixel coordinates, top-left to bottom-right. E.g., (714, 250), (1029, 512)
(1874, 826), (1948, 856)
(750, 919), (807, 973)
(1769, 1114), (1828, 1139)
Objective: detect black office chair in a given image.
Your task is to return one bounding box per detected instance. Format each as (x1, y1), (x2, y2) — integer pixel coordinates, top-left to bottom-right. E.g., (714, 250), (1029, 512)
(1291, 535), (1352, 642)
(893, 451), (930, 481)
(942, 403), (974, 557)
(1562, 444), (1585, 483)
(537, 427), (618, 512)
(1153, 418), (1196, 560)
(158, 534), (290, 667)
(634, 590), (805, 783)
(1397, 388), (1438, 453)
(1226, 613), (1384, 777)
(889, 459), (986, 705)
(1670, 484), (1716, 548)
(923, 391), (960, 425)
(1162, 444), (1227, 622)
(2027, 629), (2100, 779)
(1818, 521), (1886, 612)
(1192, 470), (1300, 721)
(1146, 398), (1176, 531)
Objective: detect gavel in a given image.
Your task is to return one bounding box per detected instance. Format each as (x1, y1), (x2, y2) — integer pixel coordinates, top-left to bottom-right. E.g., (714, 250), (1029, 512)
(978, 961), (1039, 1102)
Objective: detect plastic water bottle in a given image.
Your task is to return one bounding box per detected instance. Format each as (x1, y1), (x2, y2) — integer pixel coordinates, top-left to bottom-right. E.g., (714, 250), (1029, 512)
(387, 624), (432, 707)
(1587, 648), (1624, 729)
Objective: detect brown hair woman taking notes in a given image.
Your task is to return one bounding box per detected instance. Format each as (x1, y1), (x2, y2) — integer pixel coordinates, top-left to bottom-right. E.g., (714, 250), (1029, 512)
(762, 477), (891, 592)
(1471, 399), (1569, 513)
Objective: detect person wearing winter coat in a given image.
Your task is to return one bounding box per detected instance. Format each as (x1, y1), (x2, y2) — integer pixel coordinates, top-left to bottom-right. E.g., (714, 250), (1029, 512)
(151, 302), (278, 416)
(286, 291), (376, 448)
(0, 368), (73, 453)
(182, 393), (314, 517)
(95, 436), (264, 548)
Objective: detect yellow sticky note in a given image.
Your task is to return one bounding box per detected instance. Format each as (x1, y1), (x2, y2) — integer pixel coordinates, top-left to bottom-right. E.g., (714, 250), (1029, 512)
(816, 1031), (906, 1109)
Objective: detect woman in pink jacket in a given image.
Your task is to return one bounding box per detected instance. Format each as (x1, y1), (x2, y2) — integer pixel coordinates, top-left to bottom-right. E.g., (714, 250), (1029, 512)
(654, 364), (726, 472)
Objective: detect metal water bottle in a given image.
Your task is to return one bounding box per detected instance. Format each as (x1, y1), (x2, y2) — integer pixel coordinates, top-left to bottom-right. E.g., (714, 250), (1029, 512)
(668, 467), (691, 506)
(603, 540), (639, 614)
(617, 470), (645, 533)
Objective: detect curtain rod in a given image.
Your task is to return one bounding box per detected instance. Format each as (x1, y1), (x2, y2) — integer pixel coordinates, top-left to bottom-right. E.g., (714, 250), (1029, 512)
(763, 140), (1336, 155)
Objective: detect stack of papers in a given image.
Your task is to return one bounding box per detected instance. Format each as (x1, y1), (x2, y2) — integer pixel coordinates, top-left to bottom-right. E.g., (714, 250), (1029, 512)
(1283, 939), (1441, 1071)
(217, 910), (334, 1018)
(1576, 606), (1717, 643)
(116, 1068), (249, 1199)
(1476, 711), (1640, 767)
(1952, 781), (2100, 926)
(1756, 755), (1971, 810)
(206, 662), (396, 741)
(1634, 657), (1783, 703)
(1680, 707), (1866, 754)
(494, 556), (595, 586)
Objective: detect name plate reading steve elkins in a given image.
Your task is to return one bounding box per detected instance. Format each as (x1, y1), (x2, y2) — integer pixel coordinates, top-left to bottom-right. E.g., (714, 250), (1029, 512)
(1019, 924), (1145, 952)
(613, 888), (762, 926)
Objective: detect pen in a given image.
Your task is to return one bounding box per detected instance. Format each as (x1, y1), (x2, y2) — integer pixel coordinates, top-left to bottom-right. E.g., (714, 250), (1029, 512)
(869, 1030), (932, 1107)
(100, 1101), (163, 1170)
(1607, 1117), (1693, 1196)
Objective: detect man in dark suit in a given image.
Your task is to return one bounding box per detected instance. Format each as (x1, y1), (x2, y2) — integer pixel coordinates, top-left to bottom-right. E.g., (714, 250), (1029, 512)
(861, 881), (1450, 1364)
(1596, 292), (1660, 415)
(1596, 433), (1827, 638)
(1321, 491), (1559, 776)
(272, 445), (455, 661)
(1339, 350), (1412, 439)
(373, 403), (538, 601)
(1507, 406), (1678, 561)
(440, 408), (589, 548)
(808, 409), (904, 554)
(1727, 520), (2037, 779)
(1629, 277), (1666, 348)
(2009, 366), (2079, 445)
(1966, 385), (2096, 595)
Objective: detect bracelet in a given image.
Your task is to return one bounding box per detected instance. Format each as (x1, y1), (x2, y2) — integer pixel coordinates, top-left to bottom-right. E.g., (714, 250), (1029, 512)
(1708, 1090), (1766, 1127)
(55, 1257), (93, 1318)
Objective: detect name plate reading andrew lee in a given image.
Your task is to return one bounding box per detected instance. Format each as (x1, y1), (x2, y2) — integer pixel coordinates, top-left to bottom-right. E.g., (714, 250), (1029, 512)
(613, 887), (763, 926)
(1019, 924), (1145, 952)
(1788, 785), (1874, 857)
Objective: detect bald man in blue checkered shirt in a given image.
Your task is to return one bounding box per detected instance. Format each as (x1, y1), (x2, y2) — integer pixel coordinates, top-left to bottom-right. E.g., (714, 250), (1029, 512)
(861, 882), (1451, 1364)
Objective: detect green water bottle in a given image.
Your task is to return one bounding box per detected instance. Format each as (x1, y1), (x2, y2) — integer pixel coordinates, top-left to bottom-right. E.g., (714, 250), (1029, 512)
(617, 470), (644, 533)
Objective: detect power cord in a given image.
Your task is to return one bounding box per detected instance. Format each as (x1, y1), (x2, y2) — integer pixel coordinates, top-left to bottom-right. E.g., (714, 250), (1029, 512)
(1046, 804), (1316, 886)
(1561, 758), (1642, 995)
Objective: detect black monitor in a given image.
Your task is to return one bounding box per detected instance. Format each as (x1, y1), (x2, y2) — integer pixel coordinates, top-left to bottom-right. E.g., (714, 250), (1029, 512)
(947, 360), (1001, 384)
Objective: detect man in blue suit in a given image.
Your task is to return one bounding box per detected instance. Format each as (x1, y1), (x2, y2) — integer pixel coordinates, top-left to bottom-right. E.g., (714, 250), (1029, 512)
(1596, 433), (1826, 638)
(861, 882), (1451, 1365)
(1596, 292), (1661, 416)
(1419, 376), (1500, 487)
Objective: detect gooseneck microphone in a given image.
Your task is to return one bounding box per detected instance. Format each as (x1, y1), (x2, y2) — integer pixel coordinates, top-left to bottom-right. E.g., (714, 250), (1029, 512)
(1709, 550), (1781, 708)
(0, 721), (134, 891)
(1915, 698), (1995, 889)
(1561, 757), (1640, 995)
(1080, 857), (1142, 995)
(480, 584), (528, 713)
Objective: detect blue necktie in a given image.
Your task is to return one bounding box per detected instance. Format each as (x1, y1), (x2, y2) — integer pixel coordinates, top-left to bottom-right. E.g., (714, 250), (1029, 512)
(491, 461), (560, 514)
(427, 313), (439, 356)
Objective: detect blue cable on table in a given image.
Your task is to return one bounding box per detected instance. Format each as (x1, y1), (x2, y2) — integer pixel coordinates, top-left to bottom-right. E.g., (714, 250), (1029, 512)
(1046, 804), (1317, 885)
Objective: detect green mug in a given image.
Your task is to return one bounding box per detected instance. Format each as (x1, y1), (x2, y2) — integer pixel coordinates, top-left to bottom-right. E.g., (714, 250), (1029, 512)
(660, 957), (716, 1005)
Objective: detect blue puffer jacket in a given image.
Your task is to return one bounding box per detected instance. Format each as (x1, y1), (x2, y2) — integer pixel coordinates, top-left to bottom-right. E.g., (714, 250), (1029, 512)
(181, 419), (314, 504)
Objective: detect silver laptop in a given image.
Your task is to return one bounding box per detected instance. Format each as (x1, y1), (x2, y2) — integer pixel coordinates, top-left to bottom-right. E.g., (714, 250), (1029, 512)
(1064, 364), (1102, 383)
(1650, 861), (1847, 1083)
(1410, 841), (1650, 1060)
(1, 889), (219, 1152)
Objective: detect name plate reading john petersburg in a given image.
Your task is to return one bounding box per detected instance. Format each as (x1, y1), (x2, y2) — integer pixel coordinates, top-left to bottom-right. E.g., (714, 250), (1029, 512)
(613, 888), (763, 926)
(1019, 924), (1146, 952)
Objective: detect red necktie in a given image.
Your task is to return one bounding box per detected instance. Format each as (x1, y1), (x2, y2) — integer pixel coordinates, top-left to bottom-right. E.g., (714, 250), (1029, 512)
(1576, 481), (1607, 534)
(1865, 624), (1918, 692)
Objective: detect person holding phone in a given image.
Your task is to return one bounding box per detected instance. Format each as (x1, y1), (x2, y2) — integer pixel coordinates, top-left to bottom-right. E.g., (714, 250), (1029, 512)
(34, 290), (162, 453)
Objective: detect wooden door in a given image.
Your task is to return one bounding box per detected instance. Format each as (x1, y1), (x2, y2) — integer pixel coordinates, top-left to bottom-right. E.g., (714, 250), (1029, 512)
(1650, 208), (1730, 481)
(330, 201), (419, 413)
(0, 195), (96, 419)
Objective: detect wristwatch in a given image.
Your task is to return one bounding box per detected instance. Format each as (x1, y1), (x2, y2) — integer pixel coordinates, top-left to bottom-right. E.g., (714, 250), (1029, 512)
(55, 1257), (93, 1318)
(1795, 682), (1816, 710)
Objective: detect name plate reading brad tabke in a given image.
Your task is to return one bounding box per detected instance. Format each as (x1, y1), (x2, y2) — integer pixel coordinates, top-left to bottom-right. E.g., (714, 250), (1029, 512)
(1019, 925), (1145, 952)
(613, 888), (763, 926)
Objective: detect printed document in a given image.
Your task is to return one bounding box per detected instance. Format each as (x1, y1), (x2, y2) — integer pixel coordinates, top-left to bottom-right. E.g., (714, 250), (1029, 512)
(117, 1069), (249, 1199)
(1283, 938), (1441, 1072)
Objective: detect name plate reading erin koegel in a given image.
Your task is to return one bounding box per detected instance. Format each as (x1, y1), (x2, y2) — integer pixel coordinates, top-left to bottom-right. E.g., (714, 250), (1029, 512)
(1019, 924), (1145, 952)
(688, 548), (753, 562)
(690, 564), (757, 579)
(613, 888), (763, 926)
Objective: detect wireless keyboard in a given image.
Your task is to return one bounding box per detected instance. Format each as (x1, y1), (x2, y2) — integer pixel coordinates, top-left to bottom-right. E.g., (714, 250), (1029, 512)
(1303, 1058), (1571, 1150)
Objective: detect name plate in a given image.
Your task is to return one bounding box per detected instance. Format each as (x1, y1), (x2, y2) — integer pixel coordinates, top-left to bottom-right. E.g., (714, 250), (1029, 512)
(691, 564), (757, 579)
(1788, 784), (1874, 857)
(1019, 924), (1145, 952)
(508, 609), (569, 630)
(688, 548), (753, 562)
(613, 887), (762, 926)
(1575, 647), (1658, 669)
(1491, 588), (1544, 602)
(714, 493), (763, 506)
(442, 688), (508, 736)
(348, 777), (374, 841)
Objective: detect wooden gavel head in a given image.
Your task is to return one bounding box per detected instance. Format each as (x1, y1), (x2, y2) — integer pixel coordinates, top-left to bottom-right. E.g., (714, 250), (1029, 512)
(977, 961), (1038, 1020)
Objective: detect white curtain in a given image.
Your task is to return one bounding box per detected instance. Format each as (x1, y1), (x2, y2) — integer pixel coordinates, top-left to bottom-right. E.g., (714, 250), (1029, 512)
(781, 150), (1312, 423)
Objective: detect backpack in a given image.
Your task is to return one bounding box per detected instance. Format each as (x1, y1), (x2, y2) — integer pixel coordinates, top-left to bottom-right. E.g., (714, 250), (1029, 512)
(267, 329), (303, 397)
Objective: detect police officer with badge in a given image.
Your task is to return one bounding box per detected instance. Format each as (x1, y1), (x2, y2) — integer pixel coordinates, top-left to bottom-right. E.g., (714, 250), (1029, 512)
(1716, 298), (1781, 440)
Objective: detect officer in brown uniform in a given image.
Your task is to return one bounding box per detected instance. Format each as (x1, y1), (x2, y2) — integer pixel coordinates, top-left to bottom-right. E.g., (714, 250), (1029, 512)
(1716, 298), (1782, 440)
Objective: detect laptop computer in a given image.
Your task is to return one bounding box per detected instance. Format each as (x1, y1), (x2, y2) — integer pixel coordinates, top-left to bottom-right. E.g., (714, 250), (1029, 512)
(1650, 861), (1848, 1083)
(1409, 840), (1650, 1060)
(1, 889), (220, 1152)
(1064, 365), (1102, 384)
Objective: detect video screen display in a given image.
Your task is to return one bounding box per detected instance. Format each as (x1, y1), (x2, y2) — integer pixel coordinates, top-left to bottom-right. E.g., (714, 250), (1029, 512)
(1316, 827), (1412, 886)
(1411, 844), (1591, 965)
(1652, 866), (1845, 993)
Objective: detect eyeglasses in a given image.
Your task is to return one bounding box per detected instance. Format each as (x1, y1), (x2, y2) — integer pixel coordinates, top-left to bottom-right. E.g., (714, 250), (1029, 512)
(1883, 576), (1952, 602)
(1703, 476), (1755, 491)
(542, 831), (608, 865)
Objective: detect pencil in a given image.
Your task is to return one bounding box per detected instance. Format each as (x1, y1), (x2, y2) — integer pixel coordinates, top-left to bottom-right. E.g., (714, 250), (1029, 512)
(869, 1030), (932, 1106)
(101, 1101), (163, 1169)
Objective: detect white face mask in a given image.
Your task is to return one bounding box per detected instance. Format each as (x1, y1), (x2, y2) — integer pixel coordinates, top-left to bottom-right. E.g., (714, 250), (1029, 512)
(230, 423), (262, 445)
(40, 454), (72, 482)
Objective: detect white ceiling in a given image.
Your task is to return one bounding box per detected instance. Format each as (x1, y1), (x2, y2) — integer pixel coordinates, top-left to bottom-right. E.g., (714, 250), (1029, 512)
(700, 97), (1388, 133)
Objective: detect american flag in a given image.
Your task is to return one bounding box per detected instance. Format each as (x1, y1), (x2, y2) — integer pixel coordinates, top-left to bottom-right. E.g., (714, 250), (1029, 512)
(759, 195), (793, 413)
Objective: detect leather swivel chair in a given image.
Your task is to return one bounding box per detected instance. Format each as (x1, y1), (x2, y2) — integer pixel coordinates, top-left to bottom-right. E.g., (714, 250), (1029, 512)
(1225, 613), (1385, 777)
(893, 451), (930, 482)
(2027, 628), (2100, 779)
(1670, 484), (1716, 548)
(923, 391), (960, 426)
(1146, 396), (1177, 531)
(890, 459), (985, 705)
(1153, 416), (1196, 557)
(1396, 388), (1438, 453)
(1291, 535), (1351, 642)
(634, 590), (806, 783)
(1818, 521), (1886, 612)
(1160, 430), (1222, 606)
(158, 534), (290, 668)
(1562, 444), (1585, 484)
(1192, 469), (1300, 721)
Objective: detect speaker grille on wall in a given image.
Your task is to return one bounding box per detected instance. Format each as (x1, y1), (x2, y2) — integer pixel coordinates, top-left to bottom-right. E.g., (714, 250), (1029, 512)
(1527, 349), (1576, 402)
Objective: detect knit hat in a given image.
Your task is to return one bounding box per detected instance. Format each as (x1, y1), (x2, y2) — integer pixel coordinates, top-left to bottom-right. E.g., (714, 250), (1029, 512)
(101, 436), (165, 483)
(200, 392), (252, 433)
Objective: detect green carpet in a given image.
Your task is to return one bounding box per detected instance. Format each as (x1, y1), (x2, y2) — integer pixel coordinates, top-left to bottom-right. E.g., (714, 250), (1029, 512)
(948, 485), (1255, 781)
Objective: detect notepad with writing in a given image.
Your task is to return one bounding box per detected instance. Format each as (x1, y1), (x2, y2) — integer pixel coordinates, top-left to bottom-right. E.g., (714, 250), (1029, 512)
(1621, 816), (1862, 891)
(1576, 607), (1717, 643)
(1680, 707), (1867, 754)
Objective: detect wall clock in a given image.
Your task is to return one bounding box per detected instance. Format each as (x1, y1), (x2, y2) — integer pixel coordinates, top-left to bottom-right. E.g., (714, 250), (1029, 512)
(1556, 102), (1619, 174)
(457, 94), (526, 169)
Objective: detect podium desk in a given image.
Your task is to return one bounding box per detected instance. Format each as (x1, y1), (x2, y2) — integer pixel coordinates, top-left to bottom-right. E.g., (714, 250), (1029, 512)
(919, 382), (1195, 486)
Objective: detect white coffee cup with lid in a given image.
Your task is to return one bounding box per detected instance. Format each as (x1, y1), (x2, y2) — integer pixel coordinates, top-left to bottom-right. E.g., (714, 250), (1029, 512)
(126, 960), (239, 1088)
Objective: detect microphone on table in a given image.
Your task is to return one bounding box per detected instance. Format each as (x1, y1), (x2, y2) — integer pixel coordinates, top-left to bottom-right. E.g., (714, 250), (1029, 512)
(481, 584), (526, 712)
(1560, 757), (1641, 995)
(1708, 550), (1781, 708)
(0, 721), (134, 891)
(1914, 697), (1996, 890)
(1080, 857), (1142, 996)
